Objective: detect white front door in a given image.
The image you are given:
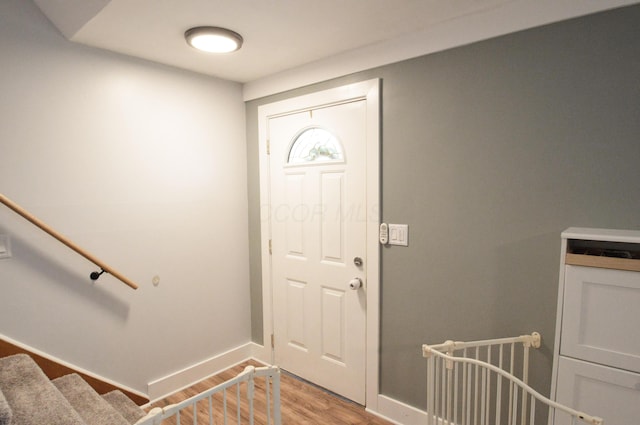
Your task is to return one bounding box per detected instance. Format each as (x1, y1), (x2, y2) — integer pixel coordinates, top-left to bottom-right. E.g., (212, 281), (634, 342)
(268, 100), (367, 403)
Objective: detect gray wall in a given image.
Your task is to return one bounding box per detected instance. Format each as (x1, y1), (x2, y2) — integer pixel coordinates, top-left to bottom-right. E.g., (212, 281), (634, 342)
(247, 5), (640, 409)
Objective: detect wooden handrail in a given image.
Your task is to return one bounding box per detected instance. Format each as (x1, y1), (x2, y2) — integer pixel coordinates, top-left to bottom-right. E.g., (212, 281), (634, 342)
(0, 193), (138, 290)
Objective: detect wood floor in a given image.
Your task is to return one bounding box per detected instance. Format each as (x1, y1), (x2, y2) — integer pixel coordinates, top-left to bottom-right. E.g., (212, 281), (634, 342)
(148, 360), (393, 424)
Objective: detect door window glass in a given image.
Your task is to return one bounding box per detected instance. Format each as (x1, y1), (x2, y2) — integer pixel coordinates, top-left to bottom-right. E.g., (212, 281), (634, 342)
(288, 127), (344, 164)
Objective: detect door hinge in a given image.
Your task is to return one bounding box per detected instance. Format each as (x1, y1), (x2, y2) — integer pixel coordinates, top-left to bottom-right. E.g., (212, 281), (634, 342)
(269, 239), (272, 255)
(266, 139), (270, 155)
(271, 333), (275, 349)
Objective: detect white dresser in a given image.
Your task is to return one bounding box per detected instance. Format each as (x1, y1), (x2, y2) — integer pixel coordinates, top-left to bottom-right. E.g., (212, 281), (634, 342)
(551, 228), (640, 425)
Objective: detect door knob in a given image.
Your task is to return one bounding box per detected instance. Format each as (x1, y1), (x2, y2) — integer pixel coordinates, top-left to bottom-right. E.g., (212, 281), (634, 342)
(349, 277), (363, 290)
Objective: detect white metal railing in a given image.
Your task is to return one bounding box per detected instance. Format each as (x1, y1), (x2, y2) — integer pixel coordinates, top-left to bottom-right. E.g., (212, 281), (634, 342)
(422, 333), (603, 425)
(136, 365), (281, 425)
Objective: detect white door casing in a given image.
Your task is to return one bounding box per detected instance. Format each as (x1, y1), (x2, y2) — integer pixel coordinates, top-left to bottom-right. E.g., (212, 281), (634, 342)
(257, 79), (380, 408)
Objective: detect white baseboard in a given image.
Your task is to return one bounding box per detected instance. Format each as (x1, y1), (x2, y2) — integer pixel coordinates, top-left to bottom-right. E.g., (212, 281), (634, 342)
(147, 342), (257, 402)
(375, 394), (429, 425)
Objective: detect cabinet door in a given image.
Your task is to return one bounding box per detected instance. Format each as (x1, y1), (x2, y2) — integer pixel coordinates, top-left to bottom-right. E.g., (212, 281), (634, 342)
(554, 356), (640, 425)
(561, 265), (640, 373)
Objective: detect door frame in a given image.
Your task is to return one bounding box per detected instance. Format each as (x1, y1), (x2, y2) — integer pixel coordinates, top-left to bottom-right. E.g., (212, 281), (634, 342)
(256, 79), (380, 408)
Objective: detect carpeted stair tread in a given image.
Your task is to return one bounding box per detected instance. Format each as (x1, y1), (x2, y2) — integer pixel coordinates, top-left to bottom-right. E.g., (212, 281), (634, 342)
(0, 388), (12, 425)
(53, 373), (130, 425)
(0, 354), (85, 425)
(102, 390), (146, 424)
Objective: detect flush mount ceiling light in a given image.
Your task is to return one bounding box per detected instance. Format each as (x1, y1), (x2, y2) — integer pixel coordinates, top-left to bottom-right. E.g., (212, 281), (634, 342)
(185, 26), (243, 53)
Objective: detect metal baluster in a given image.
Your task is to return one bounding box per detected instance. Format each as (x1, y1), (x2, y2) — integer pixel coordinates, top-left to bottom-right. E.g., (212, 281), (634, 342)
(193, 402), (198, 425)
(507, 344), (514, 425)
(485, 346), (491, 425)
(474, 348), (479, 425)
(208, 395), (213, 425)
(462, 348), (469, 425)
(236, 383), (241, 424)
(529, 396), (536, 425)
(273, 371), (282, 425)
(510, 384), (518, 425)
(442, 357), (447, 423)
(447, 357), (453, 424)
(466, 359), (472, 425)
(453, 361), (459, 425)
(427, 355), (435, 425)
(480, 367), (486, 425)
(438, 357), (444, 421)
(522, 343), (530, 425)
(265, 376), (272, 425)
(496, 344), (503, 425)
(248, 374), (255, 425)
(223, 389), (228, 425)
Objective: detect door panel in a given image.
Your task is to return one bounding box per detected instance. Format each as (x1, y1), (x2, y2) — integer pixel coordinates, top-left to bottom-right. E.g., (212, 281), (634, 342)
(321, 287), (346, 362)
(284, 173), (305, 256)
(321, 172), (345, 262)
(286, 279), (307, 351)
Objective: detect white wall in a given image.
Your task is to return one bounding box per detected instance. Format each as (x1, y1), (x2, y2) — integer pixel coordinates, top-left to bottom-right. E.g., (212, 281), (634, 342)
(0, 0), (250, 395)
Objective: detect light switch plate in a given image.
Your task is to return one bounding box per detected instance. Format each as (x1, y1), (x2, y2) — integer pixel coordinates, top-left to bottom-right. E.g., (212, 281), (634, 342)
(388, 224), (409, 246)
(0, 234), (11, 259)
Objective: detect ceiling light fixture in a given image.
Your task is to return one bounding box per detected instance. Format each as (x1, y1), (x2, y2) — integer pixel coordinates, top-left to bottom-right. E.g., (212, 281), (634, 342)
(185, 26), (243, 53)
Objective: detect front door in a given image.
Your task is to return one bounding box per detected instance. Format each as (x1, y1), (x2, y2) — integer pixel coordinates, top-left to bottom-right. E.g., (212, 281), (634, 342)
(268, 100), (367, 403)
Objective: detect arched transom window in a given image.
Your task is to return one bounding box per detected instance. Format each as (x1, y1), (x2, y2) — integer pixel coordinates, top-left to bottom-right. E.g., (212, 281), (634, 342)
(287, 127), (344, 164)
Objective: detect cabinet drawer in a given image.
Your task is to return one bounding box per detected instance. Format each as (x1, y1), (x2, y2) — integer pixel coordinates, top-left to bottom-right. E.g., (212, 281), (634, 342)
(561, 265), (640, 373)
(554, 356), (640, 425)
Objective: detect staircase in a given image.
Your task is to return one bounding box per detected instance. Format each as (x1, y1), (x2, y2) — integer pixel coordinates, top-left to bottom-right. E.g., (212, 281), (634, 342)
(0, 354), (146, 425)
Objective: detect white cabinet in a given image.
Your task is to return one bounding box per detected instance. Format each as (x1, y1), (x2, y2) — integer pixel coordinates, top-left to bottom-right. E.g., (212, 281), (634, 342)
(551, 228), (640, 425)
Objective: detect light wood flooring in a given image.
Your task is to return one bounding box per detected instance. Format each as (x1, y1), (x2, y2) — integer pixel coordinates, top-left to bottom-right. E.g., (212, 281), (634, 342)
(148, 360), (393, 424)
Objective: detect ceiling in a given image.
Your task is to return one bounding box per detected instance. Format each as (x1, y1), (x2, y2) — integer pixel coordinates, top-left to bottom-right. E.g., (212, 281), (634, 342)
(34, 0), (639, 99)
